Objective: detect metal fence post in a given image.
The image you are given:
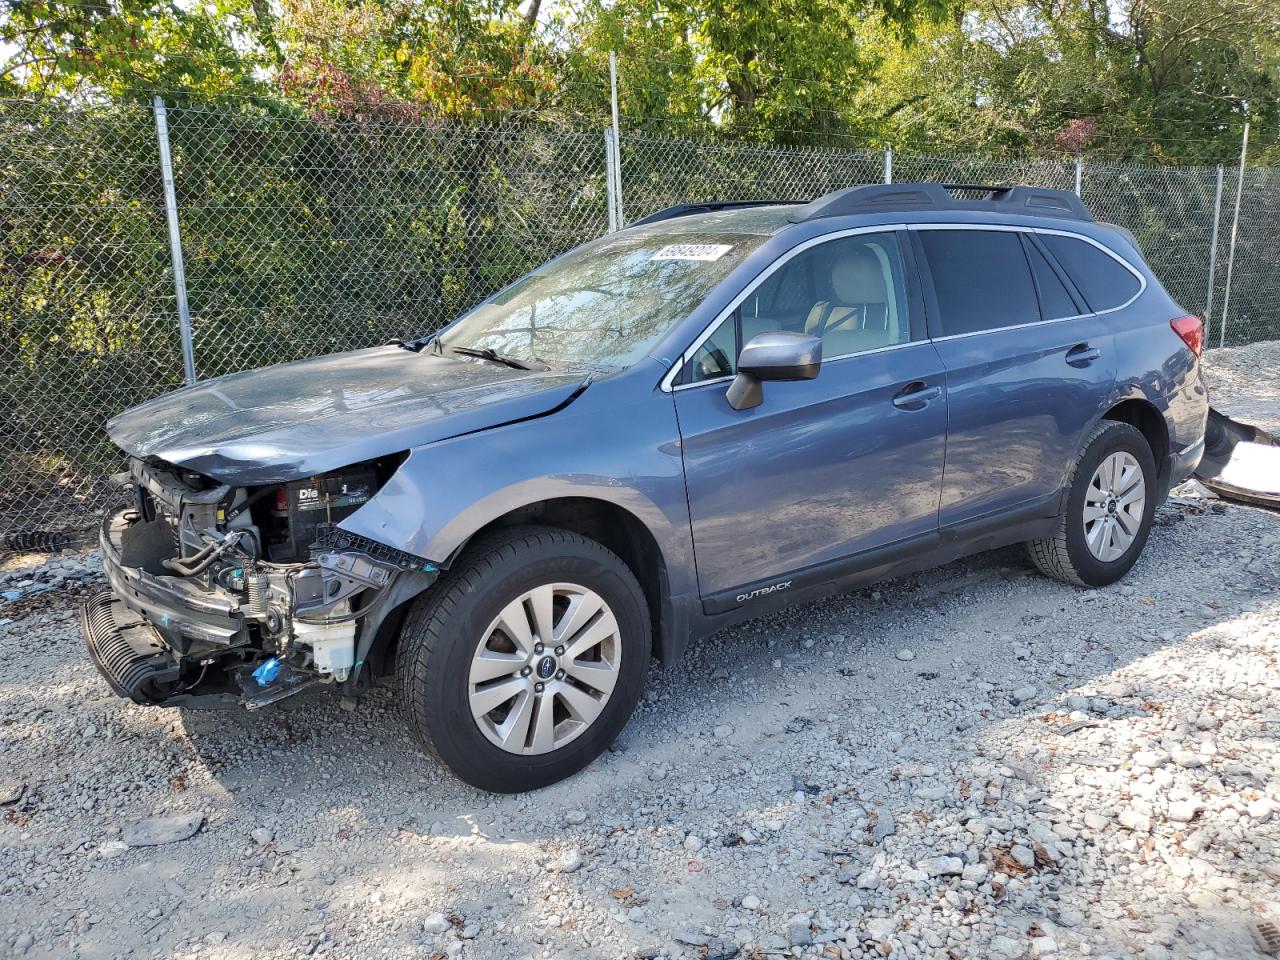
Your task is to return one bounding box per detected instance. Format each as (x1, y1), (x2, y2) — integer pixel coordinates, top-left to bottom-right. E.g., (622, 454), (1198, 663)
(608, 52), (625, 228)
(604, 129), (619, 233)
(884, 146), (893, 184)
(1074, 154), (1083, 197)
(152, 96), (196, 385)
(1218, 122), (1249, 349)
(1203, 164), (1224, 337)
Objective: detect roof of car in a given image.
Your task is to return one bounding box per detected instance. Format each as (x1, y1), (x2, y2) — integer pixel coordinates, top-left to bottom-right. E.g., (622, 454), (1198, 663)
(632, 183), (1095, 233)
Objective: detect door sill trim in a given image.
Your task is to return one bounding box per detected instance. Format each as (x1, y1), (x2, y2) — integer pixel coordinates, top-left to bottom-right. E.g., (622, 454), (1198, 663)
(701, 530), (939, 615)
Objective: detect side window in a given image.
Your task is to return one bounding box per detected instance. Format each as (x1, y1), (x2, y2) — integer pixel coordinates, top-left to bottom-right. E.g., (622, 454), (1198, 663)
(681, 232), (912, 384)
(919, 230), (1039, 337)
(1039, 234), (1142, 312)
(683, 316), (738, 384)
(1024, 236), (1080, 320)
(759, 232), (912, 357)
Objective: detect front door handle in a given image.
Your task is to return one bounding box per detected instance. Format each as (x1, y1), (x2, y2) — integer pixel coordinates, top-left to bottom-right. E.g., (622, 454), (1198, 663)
(1066, 343), (1102, 366)
(892, 381), (942, 409)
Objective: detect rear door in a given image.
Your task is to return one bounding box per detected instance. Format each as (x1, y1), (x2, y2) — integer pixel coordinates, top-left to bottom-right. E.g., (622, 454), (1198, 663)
(671, 229), (949, 607)
(914, 225), (1119, 528)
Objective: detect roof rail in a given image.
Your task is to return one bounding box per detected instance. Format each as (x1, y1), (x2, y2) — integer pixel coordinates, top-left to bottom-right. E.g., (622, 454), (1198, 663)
(630, 200), (803, 227)
(788, 183), (1094, 223)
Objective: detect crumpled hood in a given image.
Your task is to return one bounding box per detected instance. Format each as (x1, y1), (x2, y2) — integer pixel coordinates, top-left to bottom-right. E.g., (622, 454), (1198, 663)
(107, 346), (588, 484)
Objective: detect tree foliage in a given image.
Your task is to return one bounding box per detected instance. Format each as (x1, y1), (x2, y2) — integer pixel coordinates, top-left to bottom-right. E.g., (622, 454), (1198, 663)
(3, 0), (1278, 159)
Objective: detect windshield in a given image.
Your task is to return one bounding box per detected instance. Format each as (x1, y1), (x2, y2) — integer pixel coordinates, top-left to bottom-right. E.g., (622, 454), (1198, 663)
(438, 229), (767, 369)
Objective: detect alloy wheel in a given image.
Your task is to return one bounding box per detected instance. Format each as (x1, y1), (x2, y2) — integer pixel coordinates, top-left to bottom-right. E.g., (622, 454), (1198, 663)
(1083, 451), (1146, 562)
(467, 582), (621, 755)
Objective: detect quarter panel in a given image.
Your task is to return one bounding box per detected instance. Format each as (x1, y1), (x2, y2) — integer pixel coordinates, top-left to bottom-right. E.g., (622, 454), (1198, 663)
(1107, 297), (1209, 453)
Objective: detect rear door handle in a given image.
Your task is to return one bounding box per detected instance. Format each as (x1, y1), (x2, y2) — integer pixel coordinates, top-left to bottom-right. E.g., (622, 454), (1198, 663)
(892, 381), (942, 409)
(1066, 343), (1101, 366)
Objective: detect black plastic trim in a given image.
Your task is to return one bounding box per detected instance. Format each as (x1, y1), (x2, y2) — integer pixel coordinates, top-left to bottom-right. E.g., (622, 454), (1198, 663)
(788, 184), (1094, 224)
(631, 200), (804, 227)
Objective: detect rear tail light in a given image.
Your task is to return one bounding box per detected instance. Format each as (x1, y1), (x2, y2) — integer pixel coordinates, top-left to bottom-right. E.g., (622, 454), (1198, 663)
(1170, 315), (1204, 357)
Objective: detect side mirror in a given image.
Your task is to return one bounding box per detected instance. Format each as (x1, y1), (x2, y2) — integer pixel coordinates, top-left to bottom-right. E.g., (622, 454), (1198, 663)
(726, 331), (822, 411)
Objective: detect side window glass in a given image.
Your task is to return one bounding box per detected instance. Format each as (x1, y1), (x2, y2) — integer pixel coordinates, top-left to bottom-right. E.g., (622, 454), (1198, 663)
(1024, 237), (1080, 320)
(745, 232), (912, 358)
(683, 315), (738, 384)
(679, 232), (913, 385)
(919, 230), (1039, 337)
(1040, 234), (1141, 312)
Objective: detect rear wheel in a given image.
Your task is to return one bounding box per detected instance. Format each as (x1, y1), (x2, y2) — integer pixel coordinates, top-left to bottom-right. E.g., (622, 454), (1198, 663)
(397, 526), (649, 792)
(1028, 420), (1157, 587)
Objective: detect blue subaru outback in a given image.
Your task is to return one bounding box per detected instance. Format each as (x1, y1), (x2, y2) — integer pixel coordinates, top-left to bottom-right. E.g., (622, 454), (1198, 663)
(83, 183), (1209, 791)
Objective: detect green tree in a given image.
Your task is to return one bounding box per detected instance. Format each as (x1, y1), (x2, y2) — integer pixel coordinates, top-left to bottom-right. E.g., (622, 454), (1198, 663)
(1, 0), (272, 101)
(852, 0), (1280, 161)
(561, 0), (959, 143)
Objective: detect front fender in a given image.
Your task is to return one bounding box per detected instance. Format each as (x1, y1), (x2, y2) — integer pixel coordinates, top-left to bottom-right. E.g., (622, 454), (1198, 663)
(338, 368), (697, 599)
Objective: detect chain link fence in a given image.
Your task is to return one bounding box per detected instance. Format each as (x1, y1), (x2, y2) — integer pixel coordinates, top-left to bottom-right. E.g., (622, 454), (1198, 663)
(2, 98), (1278, 536)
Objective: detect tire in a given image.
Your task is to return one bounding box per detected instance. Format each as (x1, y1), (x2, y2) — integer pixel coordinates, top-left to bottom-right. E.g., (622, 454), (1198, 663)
(397, 525), (649, 792)
(1028, 420), (1157, 588)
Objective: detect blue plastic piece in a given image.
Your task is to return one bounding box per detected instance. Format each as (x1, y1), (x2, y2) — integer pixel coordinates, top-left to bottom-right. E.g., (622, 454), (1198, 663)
(252, 657), (283, 686)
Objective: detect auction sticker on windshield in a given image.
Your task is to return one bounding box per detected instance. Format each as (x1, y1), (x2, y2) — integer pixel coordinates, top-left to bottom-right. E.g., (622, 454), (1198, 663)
(650, 244), (734, 262)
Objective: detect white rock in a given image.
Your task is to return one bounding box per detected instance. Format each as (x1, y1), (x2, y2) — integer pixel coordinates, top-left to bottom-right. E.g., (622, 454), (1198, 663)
(96, 840), (128, 860)
(250, 827), (274, 845)
(786, 914), (813, 946)
(556, 848), (584, 873)
(856, 868), (882, 889)
(122, 812), (204, 847)
(1246, 797), (1275, 821)
(919, 855), (964, 877)
(1031, 935), (1058, 956)
(865, 917), (896, 940)
(423, 913), (452, 934)
(896, 649), (916, 662)
(1010, 845), (1036, 868)
(1118, 809), (1152, 832)
(1011, 685), (1038, 703)
(683, 834), (704, 853)
(1167, 800), (1200, 823)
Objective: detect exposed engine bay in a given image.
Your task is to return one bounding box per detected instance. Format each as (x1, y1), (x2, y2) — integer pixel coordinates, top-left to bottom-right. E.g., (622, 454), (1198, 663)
(81, 455), (437, 709)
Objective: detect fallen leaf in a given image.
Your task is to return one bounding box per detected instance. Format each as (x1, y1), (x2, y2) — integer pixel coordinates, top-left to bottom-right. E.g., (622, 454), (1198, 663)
(991, 849), (1031, 876)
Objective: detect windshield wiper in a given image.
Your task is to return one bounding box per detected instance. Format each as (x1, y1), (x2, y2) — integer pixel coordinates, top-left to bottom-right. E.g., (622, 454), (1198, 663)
(446, 345), (541, 371)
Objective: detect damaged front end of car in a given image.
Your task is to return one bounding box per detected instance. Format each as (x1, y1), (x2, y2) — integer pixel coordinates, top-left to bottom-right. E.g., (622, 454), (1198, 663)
(81, 455), (437, 710)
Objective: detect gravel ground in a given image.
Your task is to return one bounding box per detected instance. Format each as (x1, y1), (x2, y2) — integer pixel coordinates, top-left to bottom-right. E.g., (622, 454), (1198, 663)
(1204, 340), (1280, 434)
(1, 351), (1278, 960)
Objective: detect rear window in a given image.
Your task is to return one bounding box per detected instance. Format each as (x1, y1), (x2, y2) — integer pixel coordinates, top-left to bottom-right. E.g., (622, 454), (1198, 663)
(1040, 234), (1142, 312)
(1025, 237), (1080, 320)
(919, 230), (1039, 337)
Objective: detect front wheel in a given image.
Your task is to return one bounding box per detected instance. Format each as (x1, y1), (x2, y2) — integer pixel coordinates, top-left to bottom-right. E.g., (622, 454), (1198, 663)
(397, 526), (649, 792)
(1028, 420), (1157, 587)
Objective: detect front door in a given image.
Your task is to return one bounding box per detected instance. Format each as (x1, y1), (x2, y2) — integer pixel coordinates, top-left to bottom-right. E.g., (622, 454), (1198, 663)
(672, 230), (949, 607)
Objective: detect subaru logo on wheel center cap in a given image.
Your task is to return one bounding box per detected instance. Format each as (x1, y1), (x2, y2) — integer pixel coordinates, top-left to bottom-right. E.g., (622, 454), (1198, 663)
(536, 656), (557, 680)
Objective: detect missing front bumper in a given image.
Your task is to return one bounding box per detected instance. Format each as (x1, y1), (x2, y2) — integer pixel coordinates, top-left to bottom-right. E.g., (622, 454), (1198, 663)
(79, 590), (240, 708)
